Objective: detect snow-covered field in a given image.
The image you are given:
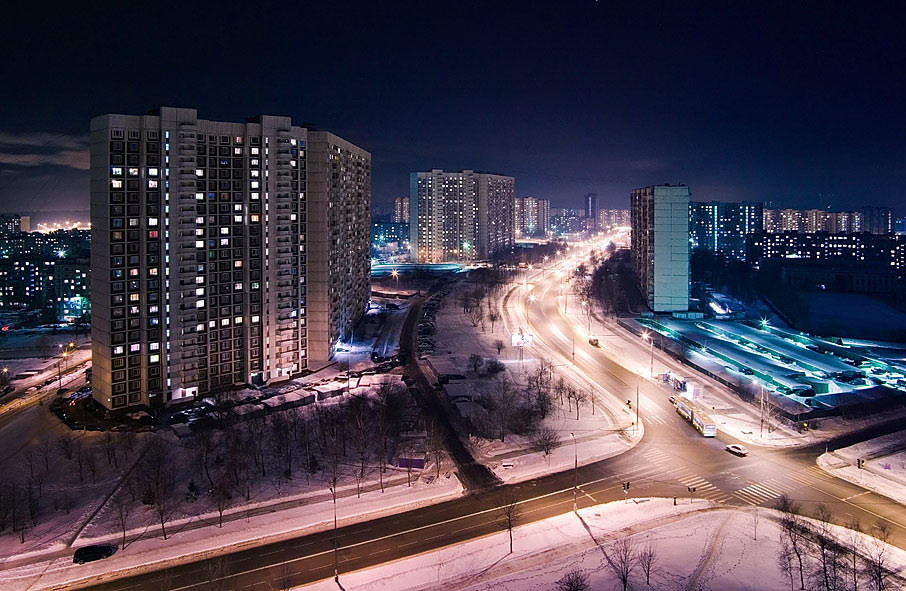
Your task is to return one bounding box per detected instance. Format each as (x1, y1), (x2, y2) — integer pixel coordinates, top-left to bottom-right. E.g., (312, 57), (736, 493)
(303, 498), (906, 591)
(819, 429), (906, 505)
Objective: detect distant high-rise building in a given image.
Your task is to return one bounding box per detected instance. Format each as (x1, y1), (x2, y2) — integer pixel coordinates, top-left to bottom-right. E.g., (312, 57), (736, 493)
(514, 196), (550, 237)
(862, 206), (893, 235)
(410, 169), (514, 263)
(746, 232), (906, 270)
(550, 208), (587, 235)
(584, 193), (599, 231)
(763, 208), (863, 234)
(598, 209), (630, 229)
(895, 217), (906, 235)
(0, 214), (27, 236)
(393, 195), (410, 223)
(631, 184), (690, 312)
(689, 201), (764, 260)
(89, 107), (370, 411)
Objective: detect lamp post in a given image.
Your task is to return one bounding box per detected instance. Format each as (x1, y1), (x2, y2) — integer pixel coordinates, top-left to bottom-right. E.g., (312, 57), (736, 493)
(643, 331), (654, 378)
(391, 268), (399, 293)
(570, 432), (578, 512)
(581, 300), (590, 337)
(330, 486), (339, 581)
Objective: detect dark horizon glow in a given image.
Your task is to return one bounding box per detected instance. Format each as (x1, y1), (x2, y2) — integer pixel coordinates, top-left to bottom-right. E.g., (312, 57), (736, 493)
(1, 2), (904, 215)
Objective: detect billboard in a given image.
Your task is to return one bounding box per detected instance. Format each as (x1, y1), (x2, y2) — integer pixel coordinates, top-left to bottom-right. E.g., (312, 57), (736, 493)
(511, 330), (534, 348)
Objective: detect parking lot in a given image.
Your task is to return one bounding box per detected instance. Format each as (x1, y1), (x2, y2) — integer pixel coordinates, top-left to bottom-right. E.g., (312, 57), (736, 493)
(639, 318), (906, 413)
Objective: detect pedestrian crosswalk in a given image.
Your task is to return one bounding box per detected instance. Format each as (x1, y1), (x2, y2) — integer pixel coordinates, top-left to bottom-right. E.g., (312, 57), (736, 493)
(733, 478), (790, 506)
(645, 413), (668, 425)
(676, 474), (733, 502)
(785, 465), (833, 487)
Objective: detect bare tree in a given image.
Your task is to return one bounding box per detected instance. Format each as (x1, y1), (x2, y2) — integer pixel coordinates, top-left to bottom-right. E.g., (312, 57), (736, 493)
(468, 354), (484, 375)
(39, 438), (54, 472)
(487, 311), (500, 333)
(864, 520), (895, 591)
(57, 434), (74, 461)
(603, 536), (636, 591)
(426, 420), (445, 480)
(844, 518), (864, 591)
(573, 389), (588, 420)
(349, 396), (371, 497)
(812, 503), (845, 591)
(111, 490), (133, 549)
(468, 305), (484, 328)
(211, 480), (232, 528)
(779, 539), (797, 591)
(141, 437), (178, 539)
(85, 446), (98, 484)
(638, 542), (658, 586)
(102, 431), (119, 468)
(484, 376), (518, 442)
(494, 339), (504, 355)
(557, 568), (590, 591)
(496, 491), (521, 554)
(531, 426), (559, 463)
(776, 494), (809, 590)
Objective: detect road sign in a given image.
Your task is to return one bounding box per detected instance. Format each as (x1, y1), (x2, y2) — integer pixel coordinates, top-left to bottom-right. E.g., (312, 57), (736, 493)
(399, 457), (424, 469)
(511, 330), (533, 348)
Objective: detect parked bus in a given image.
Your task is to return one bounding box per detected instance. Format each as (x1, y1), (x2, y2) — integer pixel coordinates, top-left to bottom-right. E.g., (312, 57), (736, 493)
(673, 398), (717, 437)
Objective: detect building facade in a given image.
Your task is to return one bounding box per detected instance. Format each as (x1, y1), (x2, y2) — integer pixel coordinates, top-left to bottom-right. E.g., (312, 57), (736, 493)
(746, 232), (906, 269)
(862, 206), (893, 235)
(393, 195), (410, 223)
(550, 208), (587, 235)
(306, 131), (372, 363)
(514, 196), (550, 238)
(631, 184), (690, 312)
(0, 215), (29, 236)
(689, 200), (764, 260)
(598, 208), (630, 229)
(763, 208), (863, 234)
(89, 108), (369, 411)
(410, 169), (514, 263)
(584, 193), (599, 231)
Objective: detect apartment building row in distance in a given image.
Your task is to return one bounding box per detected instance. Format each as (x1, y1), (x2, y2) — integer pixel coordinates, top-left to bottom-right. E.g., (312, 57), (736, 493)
(90, 107), (370, 411)
(689, 201), (764, 260)
(410, 169), (514, 263)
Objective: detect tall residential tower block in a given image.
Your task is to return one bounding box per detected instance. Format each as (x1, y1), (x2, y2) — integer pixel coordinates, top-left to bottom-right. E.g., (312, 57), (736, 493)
(89, 108), (370, 411)
(410, 169), (514, 263)
(631, 184), (690, 312)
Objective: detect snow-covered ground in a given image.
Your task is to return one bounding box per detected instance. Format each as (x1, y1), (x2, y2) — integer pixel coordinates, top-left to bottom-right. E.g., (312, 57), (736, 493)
(429, 281), (641, 484)
(302, 498), (906, 591)
(2, 469), (461, 591)
(818, 430), (906, 505)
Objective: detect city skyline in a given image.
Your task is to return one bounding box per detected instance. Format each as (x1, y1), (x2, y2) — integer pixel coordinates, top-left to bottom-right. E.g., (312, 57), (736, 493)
(1, 3), (904, 216)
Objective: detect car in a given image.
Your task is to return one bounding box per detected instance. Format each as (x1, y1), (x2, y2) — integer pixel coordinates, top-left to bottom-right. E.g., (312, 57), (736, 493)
(741, 367), (755, 375)
(2, 385), (14, 394)
(73, 544), (116, 564)
(588, 338), (600, 347)
(725, 444), (749, 457)
(668, 395), (677, 405)
(85, 424), (104, 432)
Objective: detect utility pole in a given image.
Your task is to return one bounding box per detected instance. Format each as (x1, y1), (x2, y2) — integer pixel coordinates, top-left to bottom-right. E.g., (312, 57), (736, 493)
(571, 432), (578, 512)
(635, 385), (639, 431)
(330, 486), (339, 581)
(759, 386), (765, 438)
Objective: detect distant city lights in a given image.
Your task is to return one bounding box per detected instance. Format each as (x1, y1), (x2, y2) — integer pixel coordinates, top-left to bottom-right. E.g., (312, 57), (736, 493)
(35, 221), (90, 233)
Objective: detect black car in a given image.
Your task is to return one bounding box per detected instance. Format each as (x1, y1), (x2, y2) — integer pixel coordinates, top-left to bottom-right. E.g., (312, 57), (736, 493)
(73, 544), (116, 564)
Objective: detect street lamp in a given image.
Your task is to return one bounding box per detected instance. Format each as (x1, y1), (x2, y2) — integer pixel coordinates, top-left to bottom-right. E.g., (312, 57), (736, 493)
(642, 331), (654, 378)
(391, 269), (400, 293)
(581, 300), (590, 337)
(329, 486), (339, 581)
(570, 432), (578, 512)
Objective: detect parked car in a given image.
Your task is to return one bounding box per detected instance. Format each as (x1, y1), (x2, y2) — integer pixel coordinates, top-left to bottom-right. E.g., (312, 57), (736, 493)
(725, 444), (749, 457)
(588, 338), (600, 347)
(2, 385), (14, 394)
(73, 544), (116, 564)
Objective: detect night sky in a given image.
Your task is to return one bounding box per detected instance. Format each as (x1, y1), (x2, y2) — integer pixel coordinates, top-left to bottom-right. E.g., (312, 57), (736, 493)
(1, 1), (904, 218)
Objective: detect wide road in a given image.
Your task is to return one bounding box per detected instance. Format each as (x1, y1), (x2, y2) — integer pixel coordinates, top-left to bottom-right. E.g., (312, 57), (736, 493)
(78, 252), (906, 591)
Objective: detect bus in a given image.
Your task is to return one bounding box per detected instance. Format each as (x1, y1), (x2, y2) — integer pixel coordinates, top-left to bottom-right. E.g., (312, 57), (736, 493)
(674, 398), (717, 437)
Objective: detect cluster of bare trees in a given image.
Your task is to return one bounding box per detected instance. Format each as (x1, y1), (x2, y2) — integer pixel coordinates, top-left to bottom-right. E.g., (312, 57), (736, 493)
(474, 360), (592, 449)
(776, 495), (900, 591)
(0, 430), (139, 543)
(111, 380), (413, 542)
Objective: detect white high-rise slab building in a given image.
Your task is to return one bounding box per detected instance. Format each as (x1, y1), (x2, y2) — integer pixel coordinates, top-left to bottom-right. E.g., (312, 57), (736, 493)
(631, 184), (690, 312)
(89, 107), (370, 410)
